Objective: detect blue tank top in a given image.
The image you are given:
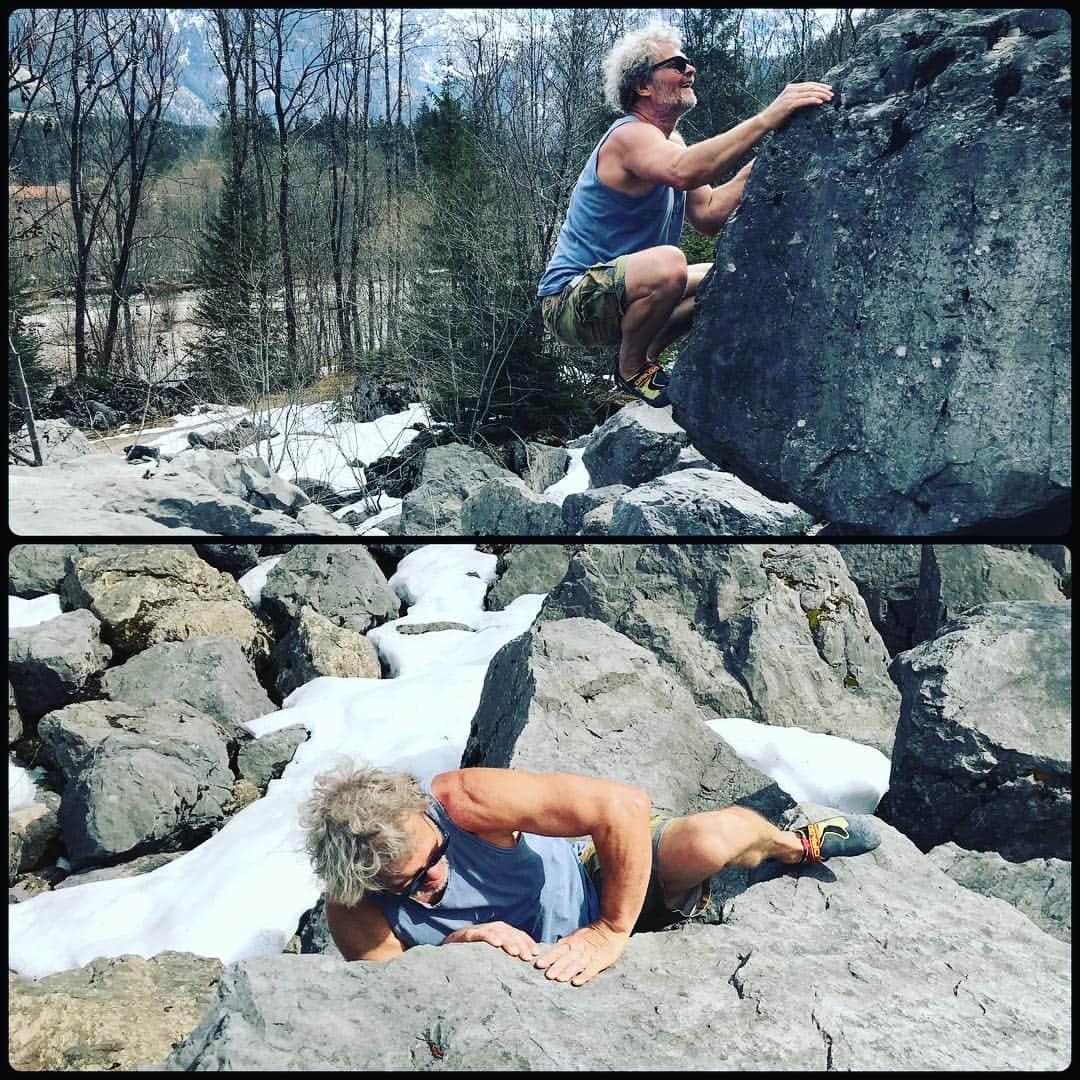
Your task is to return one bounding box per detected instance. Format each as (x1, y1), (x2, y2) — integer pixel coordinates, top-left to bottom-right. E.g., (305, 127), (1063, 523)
(537, 115), (687, 297)
(367, 786), (600, 948)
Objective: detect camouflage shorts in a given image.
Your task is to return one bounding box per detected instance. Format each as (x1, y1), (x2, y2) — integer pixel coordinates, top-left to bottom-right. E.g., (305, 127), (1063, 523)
(539, 256), (629, 349)
(575, 815), (712, 934)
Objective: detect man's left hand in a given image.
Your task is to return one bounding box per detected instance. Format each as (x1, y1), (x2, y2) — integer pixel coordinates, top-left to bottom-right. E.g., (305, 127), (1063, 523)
(533, 921), (630, 986)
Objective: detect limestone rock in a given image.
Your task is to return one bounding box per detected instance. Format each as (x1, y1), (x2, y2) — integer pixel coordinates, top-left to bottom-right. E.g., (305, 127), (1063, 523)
(9, 791), (62, 884)
(459, 476), (566, 535)
(100, 635), (275, 738)
(10, 418), (94, 464)
(8, 608), (113, 719)
(560, 485), (630, 534)
(886, 602), (1070, 860)
(541, 544), (899, 754)
(486, 545), (573, 612)
(62, 545), (271, 662)
(9, 951), (223, 1072)
(835, 543), (924, 654)
(37, 698), (233, 868)
(510, 440), (570, 493)
(581, 402), (689, 489)
(236, 725), (309, 789)
(163, 817), (1070, 1069)
(9, 453), (331, 536)
(668, 8), (1072, 533)
(928, 841), (1070, 943)
(259, 544), (400, 636)
(462, 616), (793, 824)
(398, 443), (512, 534)
(271, 607), (381, 698)
(8, 544), (88, 597)
(608, 468), (814, 536)
(914, 543), (1067, 644)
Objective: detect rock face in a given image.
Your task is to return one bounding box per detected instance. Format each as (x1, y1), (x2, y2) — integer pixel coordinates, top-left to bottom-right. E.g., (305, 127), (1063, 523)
(539, 544), (900, 755)
(8, 952), (223, 1071)
(37, 699), (234, 869)
(669, 8), (1072, 534)
(928, 841), (1070, 943)
(163, 815), (1070, 1069)
(9, 451), (355, 536)
(462, 617), (793, 825)
(886, 602), (1071, 860)
(8, 609), (113, 719)
(61, 545), (271, 662)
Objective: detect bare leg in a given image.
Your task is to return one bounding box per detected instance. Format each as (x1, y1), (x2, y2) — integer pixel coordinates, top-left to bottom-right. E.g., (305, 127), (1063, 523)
(645, 262), (711, 362)
(655, 806), (804, 909)
(618, 245), (688, 380)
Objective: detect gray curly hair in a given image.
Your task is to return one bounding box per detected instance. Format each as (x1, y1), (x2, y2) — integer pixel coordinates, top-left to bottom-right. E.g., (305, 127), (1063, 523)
(299, 762), (429, 907)
(602, 23), (683, 114)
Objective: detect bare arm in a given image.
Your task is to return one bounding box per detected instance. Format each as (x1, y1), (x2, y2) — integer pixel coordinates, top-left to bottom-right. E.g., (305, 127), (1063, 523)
(686, 158), (756, 237)
(432, 768), (653, 984)
(614, 81), (833, 192)
(325, 896), (407, 962)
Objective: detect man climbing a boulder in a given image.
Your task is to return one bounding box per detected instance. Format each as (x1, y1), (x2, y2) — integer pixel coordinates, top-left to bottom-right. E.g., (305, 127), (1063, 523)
(301, 764), (880, 986)
(538, 24), (833, 408)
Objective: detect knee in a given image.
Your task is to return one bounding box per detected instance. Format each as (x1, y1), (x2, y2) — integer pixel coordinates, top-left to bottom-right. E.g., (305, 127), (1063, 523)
(656, 246), (688, 293)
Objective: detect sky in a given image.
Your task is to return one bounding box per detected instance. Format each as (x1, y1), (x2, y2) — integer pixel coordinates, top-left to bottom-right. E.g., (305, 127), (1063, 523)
(8, 543), (890, 981)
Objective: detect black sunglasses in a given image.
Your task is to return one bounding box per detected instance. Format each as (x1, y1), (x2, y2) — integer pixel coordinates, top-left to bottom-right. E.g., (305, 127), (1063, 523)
(650, 55), (692, 74)
(391, 824), (449, 898)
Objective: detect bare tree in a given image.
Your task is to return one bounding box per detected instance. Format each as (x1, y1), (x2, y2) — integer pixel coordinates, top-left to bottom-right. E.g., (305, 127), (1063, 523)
(255, 9), (332, 382)
(97, 9), (179, 374)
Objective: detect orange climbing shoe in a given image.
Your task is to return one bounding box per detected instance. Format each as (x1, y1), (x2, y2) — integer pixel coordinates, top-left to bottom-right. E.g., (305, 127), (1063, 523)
(615, 361), (670, 407)
(792, 815), (881, 864)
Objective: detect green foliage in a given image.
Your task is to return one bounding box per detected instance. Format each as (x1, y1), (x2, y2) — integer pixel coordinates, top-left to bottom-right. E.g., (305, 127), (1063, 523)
(401, 81), (594, 441)
(189, 165), (285, 401)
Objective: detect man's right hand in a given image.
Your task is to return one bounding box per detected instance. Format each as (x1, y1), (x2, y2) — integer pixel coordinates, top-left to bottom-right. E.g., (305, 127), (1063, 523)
(441, 922), (540, 961)
(761, 81), (834, 129)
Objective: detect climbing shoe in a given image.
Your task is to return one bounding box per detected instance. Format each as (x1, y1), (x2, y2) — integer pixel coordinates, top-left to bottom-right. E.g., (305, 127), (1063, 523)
(792, 815), (881, 864)
(615, 361), (670, 408)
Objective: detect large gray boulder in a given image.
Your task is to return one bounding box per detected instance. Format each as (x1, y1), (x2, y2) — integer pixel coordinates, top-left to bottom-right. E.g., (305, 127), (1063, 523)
(668, 8), (1071, 534)
(259, 544), (400, 636)
(459, 476), (566, 536)
(914, 543), (1067, 644)
(886, 602), (1071, 860)
(61, 545), (271, 662)
(486, 545), (574, 612)
(8, 609), (113, 719)
(9, 452), (352, 537)
(163, 815), (1070, 1070)
(608, 468), (814, 536)
(398, 444), (512, 535)
(100, 635), (275, 738)
(540, 544), (899, 755)
(927, 841), (1070, 943)
(581, 402), (689, 489)
(462, 616), (793, 826)
(37, 698), (234, 869)
(8, 544), (88, 597)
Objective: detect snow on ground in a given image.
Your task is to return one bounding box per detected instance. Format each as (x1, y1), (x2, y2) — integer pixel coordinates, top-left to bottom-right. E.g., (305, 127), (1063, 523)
(236, 556), (285, 605)
(9, 759), (42, 812)
(8, 544), (890, 980)
(9, 593), (63, 629)
(138, 400), (431, 494)
(543, 446), (591, 504)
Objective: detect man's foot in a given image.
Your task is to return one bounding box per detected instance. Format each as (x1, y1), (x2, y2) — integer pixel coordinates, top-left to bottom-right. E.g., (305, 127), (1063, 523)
(792, 815), (880, 864)
(615, 361), (670, 407)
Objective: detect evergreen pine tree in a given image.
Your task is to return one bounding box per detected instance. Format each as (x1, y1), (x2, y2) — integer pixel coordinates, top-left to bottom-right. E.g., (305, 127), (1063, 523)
(190, 166), (284, 402)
